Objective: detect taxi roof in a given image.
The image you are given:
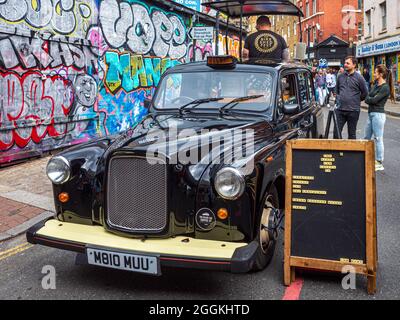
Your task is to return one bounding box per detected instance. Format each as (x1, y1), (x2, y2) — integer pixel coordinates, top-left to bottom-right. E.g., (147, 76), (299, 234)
(201, 0), (304, 18)
(165, 59), (308, 74)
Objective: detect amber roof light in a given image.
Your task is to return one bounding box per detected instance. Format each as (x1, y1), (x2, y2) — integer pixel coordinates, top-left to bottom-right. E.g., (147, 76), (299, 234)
(207, 55), (237, 69)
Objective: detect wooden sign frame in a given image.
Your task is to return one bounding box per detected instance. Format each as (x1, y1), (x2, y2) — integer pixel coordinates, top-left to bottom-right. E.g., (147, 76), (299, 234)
(284, 139), (377, 294)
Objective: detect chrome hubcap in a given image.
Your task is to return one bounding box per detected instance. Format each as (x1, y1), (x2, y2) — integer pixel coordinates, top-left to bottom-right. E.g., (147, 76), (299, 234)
(260, 196), (274, 254)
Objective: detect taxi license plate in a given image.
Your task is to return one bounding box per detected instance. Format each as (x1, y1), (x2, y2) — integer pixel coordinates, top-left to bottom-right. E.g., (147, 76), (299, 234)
(86, 247), (160, 275)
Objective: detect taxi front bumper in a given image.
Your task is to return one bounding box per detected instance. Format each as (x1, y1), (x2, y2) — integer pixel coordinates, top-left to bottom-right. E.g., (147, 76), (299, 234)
(26, 219), (259, 273)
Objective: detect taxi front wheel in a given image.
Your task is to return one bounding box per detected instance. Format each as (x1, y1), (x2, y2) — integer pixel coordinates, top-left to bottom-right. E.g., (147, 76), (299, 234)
(253, 185), (279, 271)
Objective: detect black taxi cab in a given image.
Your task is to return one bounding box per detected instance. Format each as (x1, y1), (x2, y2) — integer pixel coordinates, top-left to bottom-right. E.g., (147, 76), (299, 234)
(27, 56), (324, 275)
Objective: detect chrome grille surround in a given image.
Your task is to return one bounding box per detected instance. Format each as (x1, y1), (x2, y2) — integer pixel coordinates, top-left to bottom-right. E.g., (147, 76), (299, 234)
(106, 155), (168, 233)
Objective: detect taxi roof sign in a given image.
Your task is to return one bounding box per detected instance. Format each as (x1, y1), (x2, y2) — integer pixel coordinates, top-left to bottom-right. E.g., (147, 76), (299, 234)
(207, 55), (238, 69)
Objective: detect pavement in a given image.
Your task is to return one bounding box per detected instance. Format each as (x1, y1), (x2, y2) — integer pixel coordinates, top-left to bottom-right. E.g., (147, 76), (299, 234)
(0, 109), (399, 299)
(0, 157), (54, 241)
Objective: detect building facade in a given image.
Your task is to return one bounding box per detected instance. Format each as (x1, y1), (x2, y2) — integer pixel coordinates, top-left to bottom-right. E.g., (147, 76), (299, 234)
(356, 0), (400, 87)
(271, 7), (299, 58)
(296, 0), (363, 67)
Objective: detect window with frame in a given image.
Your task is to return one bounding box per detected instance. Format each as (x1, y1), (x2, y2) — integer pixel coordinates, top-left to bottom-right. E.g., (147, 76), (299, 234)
(358, 22), (363, 41)
(281, 74), (299, 107)
(312, 0), (317, 15)
(306, 1), (310, 17)
(380, 2), (387, 31)
(365, 10), (371, 36)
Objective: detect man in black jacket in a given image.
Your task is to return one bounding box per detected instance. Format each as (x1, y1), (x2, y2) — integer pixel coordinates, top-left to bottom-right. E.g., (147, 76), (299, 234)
(334, 56), (369, 139)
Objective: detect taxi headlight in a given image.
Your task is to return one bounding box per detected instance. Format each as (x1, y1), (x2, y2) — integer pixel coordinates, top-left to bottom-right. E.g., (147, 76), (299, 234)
(46, 156), (71, 185)
(214, 167), (245, 200)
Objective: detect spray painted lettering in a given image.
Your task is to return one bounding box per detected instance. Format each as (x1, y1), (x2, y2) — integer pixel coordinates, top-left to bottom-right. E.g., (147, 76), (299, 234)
(99, 0), (187, 58)
(0, 70), (98, 151)
(0, 0), (96, 37)
(104, 51), (180, 93)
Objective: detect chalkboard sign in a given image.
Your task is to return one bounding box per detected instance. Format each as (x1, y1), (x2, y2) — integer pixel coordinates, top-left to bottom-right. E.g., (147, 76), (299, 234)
(284, 140), (377, 294)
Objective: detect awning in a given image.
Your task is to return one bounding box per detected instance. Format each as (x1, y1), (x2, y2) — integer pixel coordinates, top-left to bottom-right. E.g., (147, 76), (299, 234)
(201, 0), (304, 18)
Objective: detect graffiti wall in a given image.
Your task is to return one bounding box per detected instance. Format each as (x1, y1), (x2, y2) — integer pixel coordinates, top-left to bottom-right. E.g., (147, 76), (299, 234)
(0, 0), (239, 164)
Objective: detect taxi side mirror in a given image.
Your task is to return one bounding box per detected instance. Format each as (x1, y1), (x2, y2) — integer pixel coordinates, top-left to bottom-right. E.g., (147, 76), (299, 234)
(283, 103), (299, 115)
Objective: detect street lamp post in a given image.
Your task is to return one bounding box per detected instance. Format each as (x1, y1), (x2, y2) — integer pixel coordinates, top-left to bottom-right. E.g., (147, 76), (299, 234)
(306, 25), (311, 63)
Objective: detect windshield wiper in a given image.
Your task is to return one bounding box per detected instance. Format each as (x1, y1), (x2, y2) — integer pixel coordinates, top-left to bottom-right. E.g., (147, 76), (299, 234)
(218, 95), (264, 114)
(179, 97), (224, 115)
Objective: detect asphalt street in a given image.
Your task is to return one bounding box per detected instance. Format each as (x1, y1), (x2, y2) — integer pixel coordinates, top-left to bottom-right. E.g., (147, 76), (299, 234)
(0, 109), (399, 300)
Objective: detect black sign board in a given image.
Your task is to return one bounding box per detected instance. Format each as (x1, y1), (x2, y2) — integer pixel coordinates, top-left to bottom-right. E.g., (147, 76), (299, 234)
(284, 140), (377, 294)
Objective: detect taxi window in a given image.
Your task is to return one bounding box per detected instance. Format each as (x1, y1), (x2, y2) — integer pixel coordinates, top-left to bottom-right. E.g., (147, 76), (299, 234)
(154, 71), (274, 113)
(281, 74), (298, 106)
(298, 72), (311, 108)
(306, 72), (315, 101)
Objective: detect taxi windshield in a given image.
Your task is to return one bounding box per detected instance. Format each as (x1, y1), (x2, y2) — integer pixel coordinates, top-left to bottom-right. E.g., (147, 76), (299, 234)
(153, 71), (274, 115)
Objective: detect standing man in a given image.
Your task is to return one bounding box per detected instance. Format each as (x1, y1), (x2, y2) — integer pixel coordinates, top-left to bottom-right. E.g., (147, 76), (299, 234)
(334, 56), (369, 139)
(242, 16), (289, 61)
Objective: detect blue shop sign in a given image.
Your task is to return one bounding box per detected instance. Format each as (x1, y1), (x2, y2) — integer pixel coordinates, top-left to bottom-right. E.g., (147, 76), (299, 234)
(356, 35), (400, 58)
(173, 0), (201, 12)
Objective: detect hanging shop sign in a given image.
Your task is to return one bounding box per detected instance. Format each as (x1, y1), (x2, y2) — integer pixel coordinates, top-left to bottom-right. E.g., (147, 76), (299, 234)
(173, 0), (201, 12)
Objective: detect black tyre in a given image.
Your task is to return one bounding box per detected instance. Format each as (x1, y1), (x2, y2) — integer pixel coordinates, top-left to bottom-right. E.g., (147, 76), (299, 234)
(252, 185), (279, 271)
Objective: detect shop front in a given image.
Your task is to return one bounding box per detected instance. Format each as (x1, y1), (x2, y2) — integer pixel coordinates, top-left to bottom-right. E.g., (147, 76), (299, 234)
(357, 35), (400, 95)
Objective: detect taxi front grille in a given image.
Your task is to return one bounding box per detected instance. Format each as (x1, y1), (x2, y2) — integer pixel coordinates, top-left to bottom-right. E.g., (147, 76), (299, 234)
(106, 156), (167, 233)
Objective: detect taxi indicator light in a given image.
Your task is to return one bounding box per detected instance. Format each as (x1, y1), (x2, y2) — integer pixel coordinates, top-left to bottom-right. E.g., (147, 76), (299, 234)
(58, 192), (69, 203)
(217, 208), (229, 220)
(207, 55), (237, 69)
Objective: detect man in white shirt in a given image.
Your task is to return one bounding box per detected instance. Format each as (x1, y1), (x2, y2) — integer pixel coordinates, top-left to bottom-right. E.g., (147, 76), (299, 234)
(325, 69), (337, 105)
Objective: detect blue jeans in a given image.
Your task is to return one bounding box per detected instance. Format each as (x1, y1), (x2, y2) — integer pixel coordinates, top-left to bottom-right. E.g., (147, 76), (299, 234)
(364, 112), (386, 162)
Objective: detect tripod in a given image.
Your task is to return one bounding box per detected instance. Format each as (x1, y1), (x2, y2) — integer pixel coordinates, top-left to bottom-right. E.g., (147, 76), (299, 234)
(324, 102), (342, 139)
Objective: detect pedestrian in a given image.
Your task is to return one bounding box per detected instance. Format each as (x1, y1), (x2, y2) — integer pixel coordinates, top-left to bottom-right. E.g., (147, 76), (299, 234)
(363, 64), (395, 171)
(334, 56), (369, 139)
(315, 69), (327, 107)
(363, 68), (371, 90)
(325, 68), (337, 105)
(313, 72), (319, 102)
(242, 16), (289, 61)
(339, 66), (345, 75)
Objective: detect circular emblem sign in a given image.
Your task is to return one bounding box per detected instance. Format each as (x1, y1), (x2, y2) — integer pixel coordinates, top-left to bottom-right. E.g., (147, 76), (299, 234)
(195, 208), (216, 231)
(255, 33), (278, 53)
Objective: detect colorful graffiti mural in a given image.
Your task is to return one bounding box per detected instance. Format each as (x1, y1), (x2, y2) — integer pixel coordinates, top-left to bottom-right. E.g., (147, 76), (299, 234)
(0, 0), (97, 38)
(95, 0), (190, 136)
(0, 0), (240, 164)
(0, 0), (100, 164)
